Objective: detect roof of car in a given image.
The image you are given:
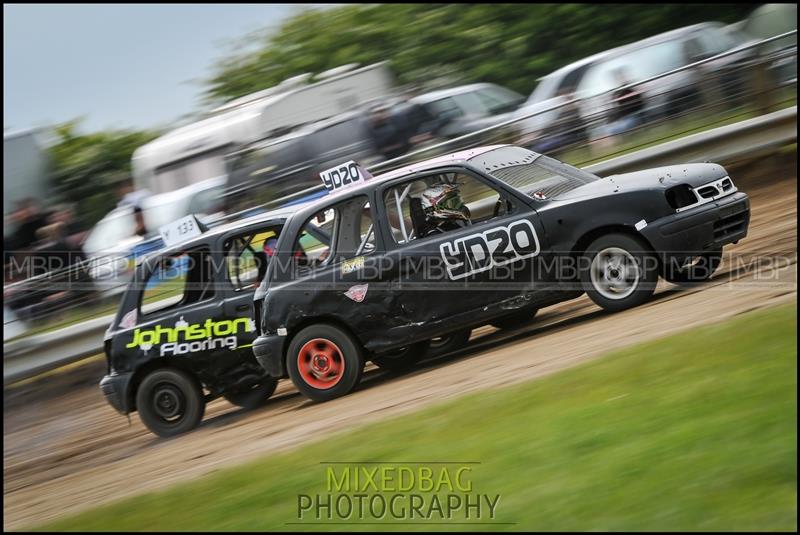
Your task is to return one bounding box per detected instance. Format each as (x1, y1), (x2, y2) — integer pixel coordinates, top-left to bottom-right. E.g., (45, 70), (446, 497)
(543, 22), (717, 82)
(410, 83), (496, 103)
(289, 144), (515, 220)
(139, 205), (300, 262)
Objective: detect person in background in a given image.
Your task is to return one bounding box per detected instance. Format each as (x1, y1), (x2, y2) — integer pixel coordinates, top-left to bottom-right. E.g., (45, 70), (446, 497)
(530, 86), (589, 154)
(391, 88), (442, 150)
(367, 103), (410, 161)
(5, 198), (50, 253)
(605, 67), (645, 137)
(115, 179), (150, 237)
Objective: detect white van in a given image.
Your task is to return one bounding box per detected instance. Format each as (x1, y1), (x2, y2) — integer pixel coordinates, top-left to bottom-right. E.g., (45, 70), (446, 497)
(132, 63), (395, 194)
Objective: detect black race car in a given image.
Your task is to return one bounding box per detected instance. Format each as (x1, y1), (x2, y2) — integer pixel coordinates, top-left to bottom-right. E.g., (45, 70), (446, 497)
(251, 144), (750, 402)
(98, 208), (301, 437)
(99, 206), (469, 437)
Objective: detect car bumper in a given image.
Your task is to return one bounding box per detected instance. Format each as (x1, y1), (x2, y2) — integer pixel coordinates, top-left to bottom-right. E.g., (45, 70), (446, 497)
(642, 191), (750, 262)
(99, 372), (133, 414)
(252, 334), (286, 378)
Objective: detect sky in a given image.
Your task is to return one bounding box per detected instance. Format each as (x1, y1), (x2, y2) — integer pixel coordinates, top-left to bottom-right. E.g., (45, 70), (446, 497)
(3, 4), (334, 133)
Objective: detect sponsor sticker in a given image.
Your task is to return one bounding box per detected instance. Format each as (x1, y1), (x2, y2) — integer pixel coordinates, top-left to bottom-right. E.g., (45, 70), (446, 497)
(344, 283), (369, 303)
(341, 255), (365, 275)
(119, 309), (138, 329)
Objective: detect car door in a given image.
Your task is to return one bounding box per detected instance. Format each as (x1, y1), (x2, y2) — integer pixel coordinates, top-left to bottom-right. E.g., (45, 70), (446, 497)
(373, 167), (547, 340)
(116, 247), (239, 376)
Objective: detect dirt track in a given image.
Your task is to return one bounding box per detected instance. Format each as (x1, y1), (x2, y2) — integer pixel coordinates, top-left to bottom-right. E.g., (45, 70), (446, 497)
(3, 165), (797, 530)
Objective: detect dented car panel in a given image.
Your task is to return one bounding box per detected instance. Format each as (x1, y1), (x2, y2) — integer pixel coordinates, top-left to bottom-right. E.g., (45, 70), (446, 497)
(252, 145), (750, 381)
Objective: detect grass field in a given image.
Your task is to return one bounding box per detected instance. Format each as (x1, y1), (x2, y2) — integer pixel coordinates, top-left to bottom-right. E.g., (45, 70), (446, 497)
(35, 304), (797, 531)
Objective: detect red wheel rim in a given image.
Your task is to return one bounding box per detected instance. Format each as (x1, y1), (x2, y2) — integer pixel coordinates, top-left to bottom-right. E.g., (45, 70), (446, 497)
(297, 338), (345, 390)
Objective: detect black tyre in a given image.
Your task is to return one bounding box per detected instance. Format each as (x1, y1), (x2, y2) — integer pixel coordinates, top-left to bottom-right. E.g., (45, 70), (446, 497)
(427, 329), (472, 358)
(664, 249), (723, 285)
(580, 233), (659, 313)
(490, 306), (539, 330)
(287, 324), (364, 402)
(136, 368), (205, 438)
(223, 376), (279, 410)
(372, 340), (431, 372)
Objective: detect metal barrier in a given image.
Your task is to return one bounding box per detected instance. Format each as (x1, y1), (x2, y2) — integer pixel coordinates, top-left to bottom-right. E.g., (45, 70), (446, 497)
(3, 31), (797, 344)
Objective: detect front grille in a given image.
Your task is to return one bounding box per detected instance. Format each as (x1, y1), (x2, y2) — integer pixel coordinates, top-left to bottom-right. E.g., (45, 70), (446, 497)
(697, 185), (719, 199)
(720, 178), (733, 191)
(713, 210), (747, 241)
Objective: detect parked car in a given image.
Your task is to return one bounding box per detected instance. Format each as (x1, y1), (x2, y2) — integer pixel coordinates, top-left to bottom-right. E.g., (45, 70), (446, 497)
(251, 144), (750, 403)
(223, 110), (386, 214)
(409, 83), (527, 139)
(514, 22), (757, 152)
(84, 177), (227, 296)
(736, 3), (797, 85)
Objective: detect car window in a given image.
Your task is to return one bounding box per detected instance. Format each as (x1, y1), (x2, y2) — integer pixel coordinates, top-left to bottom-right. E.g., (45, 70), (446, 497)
(383, 172), (514, 244)
(475, 86), (525, 114)
(579, 40), (686, 97)
(292, 196), (374, 273)
(140, 248), (215, 316)
(426, 97), (464, 121)
(225, 226), (282, 291)
(310, 118), (364, 155)
(694, 27), (737, 56)
(451, 92), (487, 115)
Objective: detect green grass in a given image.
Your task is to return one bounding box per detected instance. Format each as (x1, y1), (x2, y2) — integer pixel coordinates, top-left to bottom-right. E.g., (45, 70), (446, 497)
(34, 304), (797, 531)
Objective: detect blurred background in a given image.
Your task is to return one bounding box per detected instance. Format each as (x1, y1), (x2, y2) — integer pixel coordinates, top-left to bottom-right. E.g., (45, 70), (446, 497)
(3, 3), (796, 341)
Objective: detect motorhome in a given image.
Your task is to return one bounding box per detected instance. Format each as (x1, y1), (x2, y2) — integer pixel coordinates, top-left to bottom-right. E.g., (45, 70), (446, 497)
(132, 62), (395, 194)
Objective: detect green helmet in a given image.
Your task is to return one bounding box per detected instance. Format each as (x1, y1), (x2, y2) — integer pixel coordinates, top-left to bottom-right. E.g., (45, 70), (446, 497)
(420, 183), (471, 223)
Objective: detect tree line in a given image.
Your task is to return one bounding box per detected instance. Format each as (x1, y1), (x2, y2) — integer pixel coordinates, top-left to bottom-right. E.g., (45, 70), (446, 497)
(46, 4), (756, 230)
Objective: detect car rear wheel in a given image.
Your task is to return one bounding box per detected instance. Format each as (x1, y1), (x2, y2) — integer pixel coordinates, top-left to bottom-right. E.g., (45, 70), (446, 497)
(664, 249), (723, 284)
(427, 329), (472, 358)
(287, 324), (364, 402)
(223, 377), (279, 410)
(372, 340), (431, 372)
(580, 233), (658, 313)
(136, 368), (205, 438)
(490, 306), (539, 330)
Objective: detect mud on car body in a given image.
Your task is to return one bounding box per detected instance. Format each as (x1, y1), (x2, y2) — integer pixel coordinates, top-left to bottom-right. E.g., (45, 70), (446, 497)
(99, 206), (331, 437)
(252, 144), (750, 402)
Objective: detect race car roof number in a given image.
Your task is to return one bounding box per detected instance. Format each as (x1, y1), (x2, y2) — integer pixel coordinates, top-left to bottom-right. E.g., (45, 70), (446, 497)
(159, 215), (204, 247)
(320, 160), (371, 192)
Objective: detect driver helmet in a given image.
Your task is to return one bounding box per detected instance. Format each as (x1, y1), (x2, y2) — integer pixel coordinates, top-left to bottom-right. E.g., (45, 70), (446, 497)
(419, 183), (471, 223)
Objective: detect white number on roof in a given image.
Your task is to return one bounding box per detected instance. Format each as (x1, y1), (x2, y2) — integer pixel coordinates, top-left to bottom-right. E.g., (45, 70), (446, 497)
(320, 160), (367, 192)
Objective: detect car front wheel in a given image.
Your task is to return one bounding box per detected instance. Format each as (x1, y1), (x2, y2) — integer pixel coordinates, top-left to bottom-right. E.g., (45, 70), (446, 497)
(287, 324), (364, 402)
(136, 368), (205, 438)
(580, 233), (659, 313)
